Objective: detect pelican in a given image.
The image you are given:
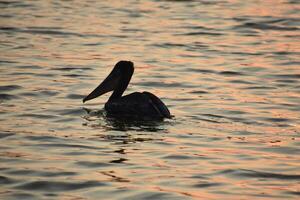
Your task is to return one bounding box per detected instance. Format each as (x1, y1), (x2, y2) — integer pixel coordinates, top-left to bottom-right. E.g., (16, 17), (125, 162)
(83, 61), (171, 119)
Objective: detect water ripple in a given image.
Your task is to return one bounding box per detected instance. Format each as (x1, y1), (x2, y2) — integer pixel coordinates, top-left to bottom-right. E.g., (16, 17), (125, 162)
(0, 93), (19, 101)
(178, 31), (224, 36)
(0, 175), (16, 184)
(0, 26), (100, 38)
(32, 143), (103, 150)
(193, 182), (223, 188)
(75, 161), (112, 168)
(1, 0), (299, 199)
(0, 132), (15, 139)
(0, 85), (22, 91)
(236, 22), (299, 31)
(220, 169), (300, 180)
(66, 94), (86, 99)
(5, 169), (76, 177)
(15, 180), (105, 191)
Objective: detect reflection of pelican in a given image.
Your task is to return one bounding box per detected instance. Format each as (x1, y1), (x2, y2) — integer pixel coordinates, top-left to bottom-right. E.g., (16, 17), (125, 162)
(83, 61), (171, 119)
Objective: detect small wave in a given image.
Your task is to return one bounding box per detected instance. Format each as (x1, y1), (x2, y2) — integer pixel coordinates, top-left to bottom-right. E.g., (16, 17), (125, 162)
(24, 135), (65, 142)
(0, 175), (16, 184)
(5, 169), (76, 177)
(0, 26), (100, 38)
(66, 94), (86, 99)
(190, 115), (222, 123)
(279, 61), (300, 66)
(0, 1), (32, 8)
(235, 22), (299, 31)
(0, 93), (19, 101)
(189, 90), (208, 94)
(51, 66), (92, 71)
(231, 51), (263, 56)
(6, 193), (36, 200)
(83, 42), (103, 46)
(179, 31), (223, 36)
(0, 60), (18, 64)
(24, 28), (83, 37)
(286, 191), (300, 196)
(75, 161), (112, 168)
(276, 79), (298, 83)
(219, 71), (244, 76)
(17, 113), (57, 119)
(19, 92), (38, 97)
(153, 42), (187, 48)
(229, 80), (254, 85)
(15, 180), (105, 191)
(34, 142), (102, 150)
(187, 68), (216, 74)
(195, 113), (263, 126)
(110, 158), (128, 164)
(0, 85), (22, 91)
(188, 68), (245, 77)
(63, 74), (88, 78)
(193, 182), (223, 188)
(35, 73), (56, 77)
(262, 117), (291, 123)
(223, 110), (246, 115)
(164, 154), (194, 160)
(121, 28), (144, 32)
(220, 169), (300, 180)
(181, 25), (219, 31)
(0, 132), (15, 139)
(59, 108), (86, 116)
(17, 65), (43, 69)
(137, 81), (193, 88)
(125, 191), (175, 200)
(262, 146), (300, 155)
(243, 86), (277, 90)
(39, 90), (59, 97)
(272, 74), (300, 79)
(9, 72), (36, 76)
(202, 113), (226, 119)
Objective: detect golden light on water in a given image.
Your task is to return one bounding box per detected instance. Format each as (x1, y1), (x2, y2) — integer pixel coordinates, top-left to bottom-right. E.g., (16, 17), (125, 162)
(0, 0), (299, 199)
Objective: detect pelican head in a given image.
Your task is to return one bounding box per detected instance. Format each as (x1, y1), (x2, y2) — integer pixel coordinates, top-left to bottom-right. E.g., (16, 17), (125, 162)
(83, 61), (134, 103)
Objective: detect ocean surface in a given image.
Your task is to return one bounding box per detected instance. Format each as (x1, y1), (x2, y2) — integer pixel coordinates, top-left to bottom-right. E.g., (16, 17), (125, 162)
(1, 0), (300, 199)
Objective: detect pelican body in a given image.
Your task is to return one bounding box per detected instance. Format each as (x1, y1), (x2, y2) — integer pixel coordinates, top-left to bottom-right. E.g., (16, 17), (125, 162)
(83, 61), (171, 119)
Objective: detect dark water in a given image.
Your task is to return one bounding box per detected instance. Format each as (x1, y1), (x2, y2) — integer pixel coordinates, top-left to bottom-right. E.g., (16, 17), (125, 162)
(1, 0), (300, 199)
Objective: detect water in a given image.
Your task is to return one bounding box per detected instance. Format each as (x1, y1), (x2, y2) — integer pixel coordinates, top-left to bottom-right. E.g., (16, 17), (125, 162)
(1, 0), (299, 199)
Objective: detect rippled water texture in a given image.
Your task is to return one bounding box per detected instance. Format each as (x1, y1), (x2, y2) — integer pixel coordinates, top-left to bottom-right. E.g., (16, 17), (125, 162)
(1, 0), (300, 199)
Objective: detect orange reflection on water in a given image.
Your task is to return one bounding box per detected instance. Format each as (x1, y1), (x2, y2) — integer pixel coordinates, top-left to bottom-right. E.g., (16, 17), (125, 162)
(1, 0), (299, 200)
